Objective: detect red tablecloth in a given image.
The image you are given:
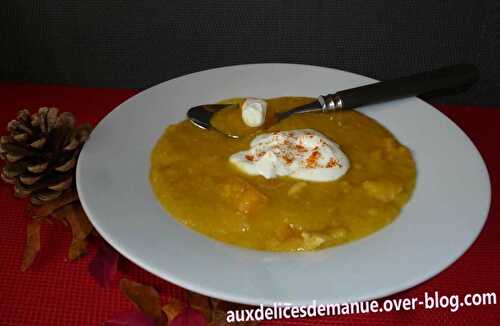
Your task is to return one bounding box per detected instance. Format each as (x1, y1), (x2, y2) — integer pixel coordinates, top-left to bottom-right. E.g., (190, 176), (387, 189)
(0, 85), (498, 326)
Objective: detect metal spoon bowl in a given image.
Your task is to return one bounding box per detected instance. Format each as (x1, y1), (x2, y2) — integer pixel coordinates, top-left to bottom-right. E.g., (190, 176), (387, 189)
(187, 104), (241, 138)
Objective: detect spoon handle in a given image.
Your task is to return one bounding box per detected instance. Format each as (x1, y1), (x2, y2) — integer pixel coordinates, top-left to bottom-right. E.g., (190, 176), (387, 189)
(321, 64), (479, 111)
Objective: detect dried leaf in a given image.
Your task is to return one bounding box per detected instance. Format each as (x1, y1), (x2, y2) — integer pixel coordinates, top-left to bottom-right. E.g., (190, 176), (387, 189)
(104, 311), (156, 326)
(209, 310), (259, 326)
(68, 239), (88, 261)
(171, 308), (207, 326)
(51, 206), (68, 226)
(209, 310), (229, 326)
(66, 203), (93, 239)
(89, 240), (119, 287)
(209, 311), (258, 326)
(208, 299), (235, 314)
(21, 219), (42, 271)
(188, 292), (212, 322)
(119, 279), (164, 325)
(162, 298), (186, 323)
(27, 189), (78, 217)
(65, 202), (93, 260)
(208, 301), (259, 326)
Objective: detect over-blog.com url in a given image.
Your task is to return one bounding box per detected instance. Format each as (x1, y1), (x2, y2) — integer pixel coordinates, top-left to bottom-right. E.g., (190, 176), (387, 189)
(225, 291), (497, 323)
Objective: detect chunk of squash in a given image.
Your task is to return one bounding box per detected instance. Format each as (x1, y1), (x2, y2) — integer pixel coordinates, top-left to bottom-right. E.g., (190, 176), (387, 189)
(220, 176), (268, 215)
(362, 180), (403, 203)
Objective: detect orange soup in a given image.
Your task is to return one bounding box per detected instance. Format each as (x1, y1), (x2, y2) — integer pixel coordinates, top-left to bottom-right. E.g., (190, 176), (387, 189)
(150, 97), (416, 251)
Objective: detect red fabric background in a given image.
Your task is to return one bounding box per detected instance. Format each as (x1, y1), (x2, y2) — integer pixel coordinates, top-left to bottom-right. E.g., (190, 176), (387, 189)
(0, 85), (498, 325)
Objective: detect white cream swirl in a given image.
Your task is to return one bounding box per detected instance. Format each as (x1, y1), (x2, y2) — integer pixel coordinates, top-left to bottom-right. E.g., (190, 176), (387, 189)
(229, 129), (349, 182)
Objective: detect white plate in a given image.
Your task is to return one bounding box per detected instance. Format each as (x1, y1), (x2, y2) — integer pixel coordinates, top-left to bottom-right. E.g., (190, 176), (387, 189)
(76, 64), (491, 306)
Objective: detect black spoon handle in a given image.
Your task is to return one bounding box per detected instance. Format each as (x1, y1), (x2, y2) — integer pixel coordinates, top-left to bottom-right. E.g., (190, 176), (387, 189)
(321, 64), (479, 110)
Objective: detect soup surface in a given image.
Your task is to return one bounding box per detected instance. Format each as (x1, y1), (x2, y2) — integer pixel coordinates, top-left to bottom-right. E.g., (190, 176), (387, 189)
(150, 97), (416, 251)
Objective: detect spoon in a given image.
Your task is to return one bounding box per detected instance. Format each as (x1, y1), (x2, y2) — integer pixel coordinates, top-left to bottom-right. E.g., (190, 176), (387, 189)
(187, 64), (479, 139)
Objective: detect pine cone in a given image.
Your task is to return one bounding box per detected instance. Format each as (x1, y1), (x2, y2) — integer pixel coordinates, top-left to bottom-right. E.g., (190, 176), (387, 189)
(0, 107), (91, 205)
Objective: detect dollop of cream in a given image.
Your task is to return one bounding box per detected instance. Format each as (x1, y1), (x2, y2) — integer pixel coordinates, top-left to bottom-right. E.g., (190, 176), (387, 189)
(229, 129), (350, 182)
(241, 98), (267, 127)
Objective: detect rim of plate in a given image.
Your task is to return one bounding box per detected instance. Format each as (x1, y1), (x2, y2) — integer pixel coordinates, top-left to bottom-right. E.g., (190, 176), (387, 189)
(76, 63), (491, 306)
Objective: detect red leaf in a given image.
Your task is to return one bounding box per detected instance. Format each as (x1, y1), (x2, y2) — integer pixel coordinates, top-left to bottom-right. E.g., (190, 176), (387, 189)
(171, 307), (207, 326)
(104, 311), (156, 326)
(89, 240), (119, 287)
